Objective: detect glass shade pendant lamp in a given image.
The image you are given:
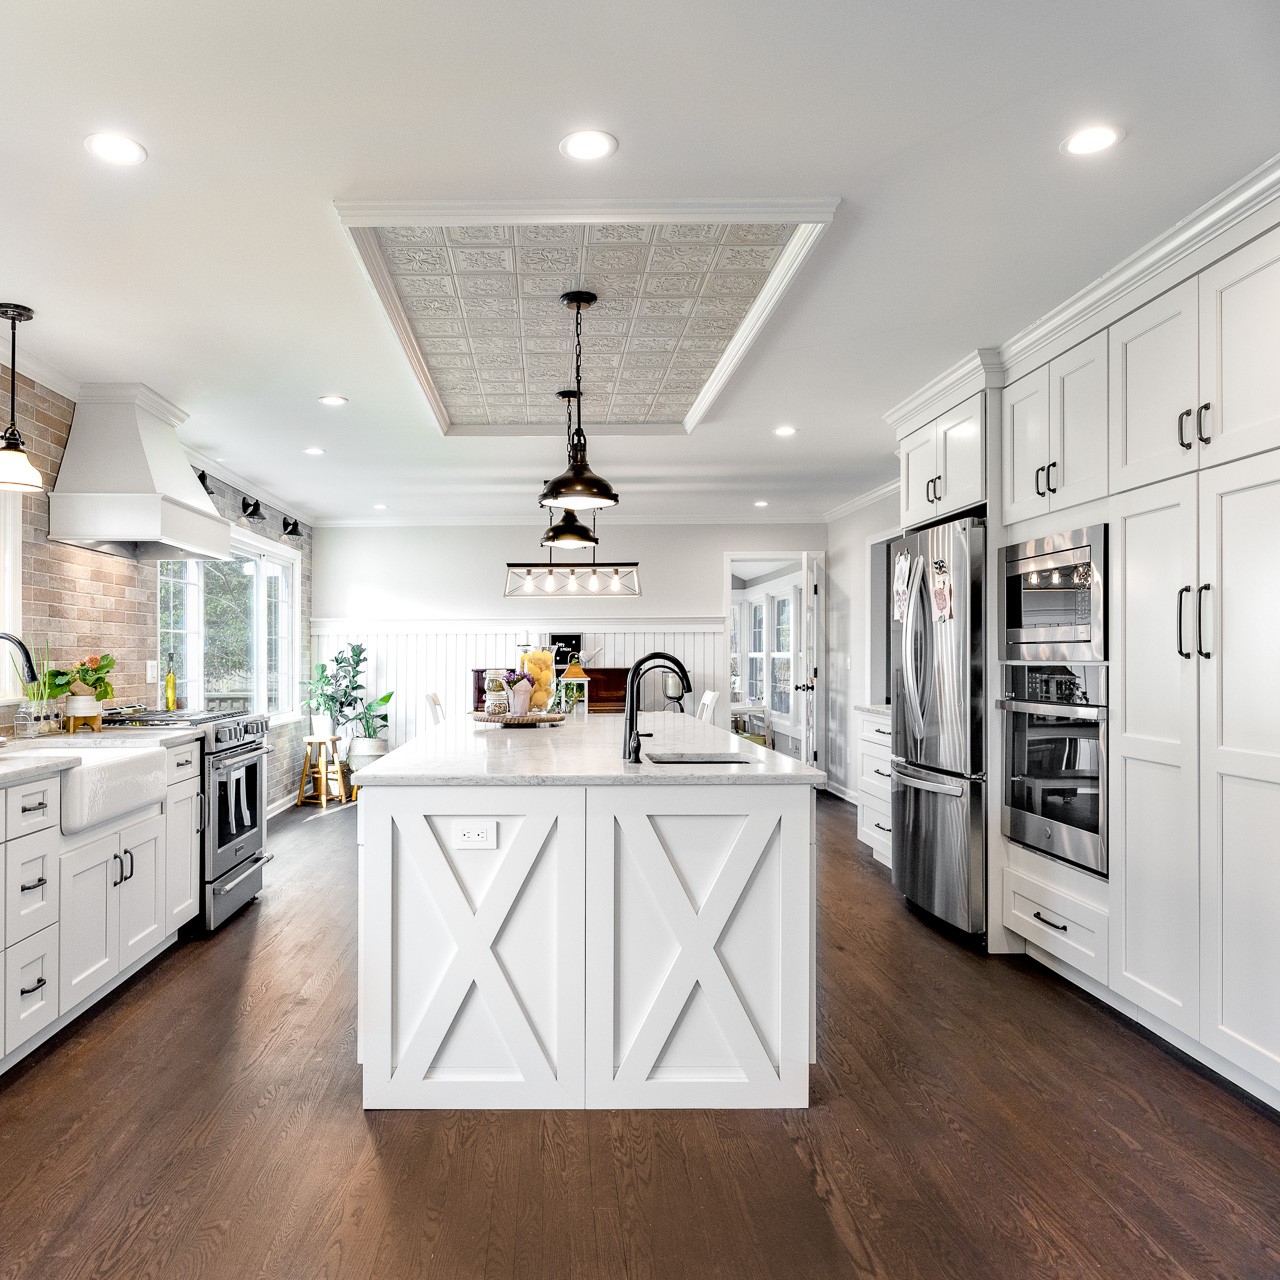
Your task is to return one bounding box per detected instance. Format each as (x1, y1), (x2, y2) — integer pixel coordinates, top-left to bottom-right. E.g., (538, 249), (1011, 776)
(538, 292), (619, 511)
(540, 507), (598, 548)
(0, 305), (45, 493)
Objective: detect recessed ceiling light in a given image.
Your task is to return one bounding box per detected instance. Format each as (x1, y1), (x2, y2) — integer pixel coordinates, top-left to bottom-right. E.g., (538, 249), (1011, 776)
(559, 130), (618, 161)
(318, 394), (347, 406)
(773, 425), (797, 437)
(303, 447), (325, 456)
(84, 133), (147, 165)
(372, 503), (387, 511)
(215, 457), (226, 462)
(754, 500), (769, 508)
(1060, 125), (1125, 156)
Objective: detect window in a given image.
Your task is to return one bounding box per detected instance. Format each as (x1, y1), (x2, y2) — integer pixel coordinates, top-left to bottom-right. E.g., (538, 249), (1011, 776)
(770, 594), (792, 717)
(747, 602), (764, 702)
(729, 604), (742, 696)
(159, 529), (300, 718)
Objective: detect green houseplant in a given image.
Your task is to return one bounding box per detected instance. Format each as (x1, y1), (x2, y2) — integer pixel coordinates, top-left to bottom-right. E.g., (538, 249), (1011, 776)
(48, 653), (117, 722)
(333, 644), (394, 775)
(304, 644), (364, 737)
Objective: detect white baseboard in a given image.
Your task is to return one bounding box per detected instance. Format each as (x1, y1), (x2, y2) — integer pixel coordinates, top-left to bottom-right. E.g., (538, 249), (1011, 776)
(824, 781), (857, 806)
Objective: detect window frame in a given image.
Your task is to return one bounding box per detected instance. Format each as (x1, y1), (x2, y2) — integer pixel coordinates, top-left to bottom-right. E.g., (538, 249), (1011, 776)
(769, 591), (794, 722)
(0, 492), (23, 703)
(746, 599), (765, 704)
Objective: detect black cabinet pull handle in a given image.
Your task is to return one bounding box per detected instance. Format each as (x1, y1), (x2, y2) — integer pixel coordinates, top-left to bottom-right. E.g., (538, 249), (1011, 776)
(1033, 910), (1068, 932)
(111, 852), (124, 887)
(175, 757), (193, 768)
(1176, 585), (1192, 659)
(873, 768), (891, 778)
(933, 475), (943, 504)
(19, 976), (47, 997)
(123, 849), (135, 881)
(1045, 460), (1058, 493)
(873, 728), (891, 736)
(1177, 408), (1193, 450)
(873, 822), (892, 833)
(1196, 583), (1212, 659)
(1196, 402), (1211, 446)
(1034, 465), (1046, 497)
(925, 477), (935, 504)
(20, 800), (47, 814)
(19, 875), (48, 892)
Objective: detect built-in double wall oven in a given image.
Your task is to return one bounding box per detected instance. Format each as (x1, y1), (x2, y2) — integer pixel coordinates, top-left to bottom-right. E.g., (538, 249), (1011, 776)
(998, 525), (1108, 877)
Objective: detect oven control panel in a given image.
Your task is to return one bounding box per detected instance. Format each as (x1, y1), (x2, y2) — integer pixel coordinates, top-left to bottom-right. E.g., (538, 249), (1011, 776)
(1004, 663), (1107, 708)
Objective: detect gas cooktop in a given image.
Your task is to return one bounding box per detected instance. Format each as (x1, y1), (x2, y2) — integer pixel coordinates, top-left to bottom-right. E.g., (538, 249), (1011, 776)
(101, 707), (237, 728)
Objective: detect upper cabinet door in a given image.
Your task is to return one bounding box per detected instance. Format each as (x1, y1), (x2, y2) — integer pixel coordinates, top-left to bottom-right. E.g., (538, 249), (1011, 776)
(1199, 450), (1280, 1091)
(1001, 367), (1051, 525)
(899, 422), (937, 529)
(934, 393), (985, 516)
(1048, 332), (1108, 511)
(1198, 223), (1280, 469)
(1108, 279), (1199, 493)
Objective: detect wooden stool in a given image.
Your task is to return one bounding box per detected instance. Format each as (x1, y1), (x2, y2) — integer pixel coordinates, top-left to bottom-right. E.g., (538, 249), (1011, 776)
(297, 736), (348, 808)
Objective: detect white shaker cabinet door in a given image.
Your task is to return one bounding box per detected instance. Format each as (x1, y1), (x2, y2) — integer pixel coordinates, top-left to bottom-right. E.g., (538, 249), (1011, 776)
(118, 813), (166, 969)
(165, 777), (201, 933)
(59, 835), (122, 1013)
(1198, 452), (1280, 1091)
(1197, 222), (1280, 469)
(1048, 331), (1108, 512)
(899, 421), (937, 529)
(934, 393), (985, 516)
(1106, 476), (1200, 1035)
(1001, 366), (1051, 525)
(1108, 279), (1199, 494)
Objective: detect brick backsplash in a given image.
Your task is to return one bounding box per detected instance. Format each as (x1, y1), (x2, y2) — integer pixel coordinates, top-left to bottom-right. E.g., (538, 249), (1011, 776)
(1, 365), (313, 810)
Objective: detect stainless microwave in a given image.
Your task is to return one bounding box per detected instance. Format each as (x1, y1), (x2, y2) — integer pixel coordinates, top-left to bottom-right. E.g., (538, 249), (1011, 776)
(1000, 525), (1106, 662)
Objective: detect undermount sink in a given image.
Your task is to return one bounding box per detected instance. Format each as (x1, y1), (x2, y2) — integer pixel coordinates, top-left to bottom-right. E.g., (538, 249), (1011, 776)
(6, 746), (168, 835)
(645, 752), (760, 765)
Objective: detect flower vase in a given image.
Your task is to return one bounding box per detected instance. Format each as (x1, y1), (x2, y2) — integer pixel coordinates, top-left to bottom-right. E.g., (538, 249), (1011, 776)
(508, 681), (533, 716)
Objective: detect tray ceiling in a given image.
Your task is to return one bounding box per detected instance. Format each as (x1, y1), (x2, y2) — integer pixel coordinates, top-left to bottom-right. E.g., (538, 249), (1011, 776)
(341, 208), (832, 436)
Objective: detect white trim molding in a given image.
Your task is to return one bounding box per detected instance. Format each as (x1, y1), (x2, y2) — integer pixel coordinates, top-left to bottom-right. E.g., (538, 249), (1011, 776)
(10, 343), (81, 403)
(823, 479), (900, 524)
(312, 616), (726, 634)
(310, 511), (830, 528)
(885, 348), (1004, 440)
(183, 449), (318, 528)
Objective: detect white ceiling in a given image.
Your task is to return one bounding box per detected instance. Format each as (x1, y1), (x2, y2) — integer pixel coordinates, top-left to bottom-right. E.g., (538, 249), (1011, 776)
(3, 0), (1279, 526)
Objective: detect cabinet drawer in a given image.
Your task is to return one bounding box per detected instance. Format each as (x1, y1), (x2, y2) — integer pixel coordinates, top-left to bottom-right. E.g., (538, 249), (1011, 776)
(857, 742), (893, 806)
(1004, 867), (1108, 983)
(858, 715), (893, 748)
(5, 826), (59, 947)
(6, 776), (60, 839)
(857, 795), (893, 866)
(166, 742), (202, 787)
(5, 923), (59, 1055)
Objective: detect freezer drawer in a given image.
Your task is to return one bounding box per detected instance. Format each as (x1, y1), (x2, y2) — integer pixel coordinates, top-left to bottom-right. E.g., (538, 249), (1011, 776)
(891, 761), (985, 934)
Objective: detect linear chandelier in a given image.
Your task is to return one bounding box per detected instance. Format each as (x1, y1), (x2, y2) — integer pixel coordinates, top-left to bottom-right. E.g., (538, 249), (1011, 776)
(504, 559), (641, 598)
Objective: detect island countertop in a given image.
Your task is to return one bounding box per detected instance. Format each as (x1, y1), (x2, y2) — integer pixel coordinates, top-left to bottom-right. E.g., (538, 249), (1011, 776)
(351, 711), (826, 787)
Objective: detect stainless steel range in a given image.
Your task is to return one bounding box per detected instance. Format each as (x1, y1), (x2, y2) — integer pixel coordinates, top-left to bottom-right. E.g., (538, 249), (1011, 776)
(102, 708), (273, 930)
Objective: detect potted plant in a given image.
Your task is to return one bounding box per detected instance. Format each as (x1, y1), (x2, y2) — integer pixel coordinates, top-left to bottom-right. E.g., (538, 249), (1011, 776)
(304, 663), (339, 737)
(343, 690), (395, 774)
(10, 640), (59, 736)
(47, 653), (116, 720)
(304, 644), (365, 736)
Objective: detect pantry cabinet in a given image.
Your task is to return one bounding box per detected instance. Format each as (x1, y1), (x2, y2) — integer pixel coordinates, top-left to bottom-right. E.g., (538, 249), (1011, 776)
(899, 392), (985, 528)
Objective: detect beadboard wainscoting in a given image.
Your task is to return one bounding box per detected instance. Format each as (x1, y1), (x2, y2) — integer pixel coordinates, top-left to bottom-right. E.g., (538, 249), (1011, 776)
(310, 620), (726, 748)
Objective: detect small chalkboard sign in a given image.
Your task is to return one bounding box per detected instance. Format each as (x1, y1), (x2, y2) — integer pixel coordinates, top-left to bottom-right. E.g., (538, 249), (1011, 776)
(547, 633), (582, 668)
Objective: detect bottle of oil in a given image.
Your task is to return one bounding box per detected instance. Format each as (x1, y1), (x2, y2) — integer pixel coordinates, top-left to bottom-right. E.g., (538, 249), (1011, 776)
(164, 652), (177, 712)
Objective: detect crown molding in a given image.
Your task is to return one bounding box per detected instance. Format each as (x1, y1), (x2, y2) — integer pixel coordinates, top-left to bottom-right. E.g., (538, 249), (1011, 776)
(334, 196), (841, 227)
(10, 343), (80, 402)
(823, 478), (900, 523)
(311, 615), (726, 634)
(311, 511), (831, 529)
(1000, 150), (1280, 376)
(885, 348), (1003, 439)
(183, 448), (318, 527)
(76, 381), (188, 427)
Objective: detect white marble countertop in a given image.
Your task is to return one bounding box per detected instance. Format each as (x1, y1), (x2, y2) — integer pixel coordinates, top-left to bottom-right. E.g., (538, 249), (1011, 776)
(854, 704), (891, 716)
(0, 728), (202, 788)
(353, 712), (826, 787)
(0, 750), (80, 786)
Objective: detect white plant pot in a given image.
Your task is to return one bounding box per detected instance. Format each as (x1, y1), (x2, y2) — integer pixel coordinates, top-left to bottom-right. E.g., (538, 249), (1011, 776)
(346, 735), (389, 774)
(311, 712), (334, 739)
(65, 694), (101, 718)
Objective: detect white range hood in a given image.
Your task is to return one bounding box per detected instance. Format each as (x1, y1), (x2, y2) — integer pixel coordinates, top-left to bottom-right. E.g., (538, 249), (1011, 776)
(48, 383), (231, 560)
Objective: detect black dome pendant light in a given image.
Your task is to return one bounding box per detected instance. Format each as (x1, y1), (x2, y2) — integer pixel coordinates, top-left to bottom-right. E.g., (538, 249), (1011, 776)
(0, 305), (45, 494)
(538, 291), (619, 511)
(541, 506), (598, 549)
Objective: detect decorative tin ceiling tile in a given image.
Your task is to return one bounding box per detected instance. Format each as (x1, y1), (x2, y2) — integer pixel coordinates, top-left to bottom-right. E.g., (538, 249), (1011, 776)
(368, 218), (797, 426)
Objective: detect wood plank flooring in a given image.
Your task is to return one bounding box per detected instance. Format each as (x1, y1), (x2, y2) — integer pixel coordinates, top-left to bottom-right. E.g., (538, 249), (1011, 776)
(1, 795), (1278, 1279)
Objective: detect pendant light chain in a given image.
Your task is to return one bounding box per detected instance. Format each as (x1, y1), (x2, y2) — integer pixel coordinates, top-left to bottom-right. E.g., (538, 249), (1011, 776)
(7, 313), (16, 437)
(574, 299), (583, 436)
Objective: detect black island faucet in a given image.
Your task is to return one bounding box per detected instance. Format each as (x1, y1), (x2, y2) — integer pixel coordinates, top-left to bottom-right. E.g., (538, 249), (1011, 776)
(622, 651), (692, 763)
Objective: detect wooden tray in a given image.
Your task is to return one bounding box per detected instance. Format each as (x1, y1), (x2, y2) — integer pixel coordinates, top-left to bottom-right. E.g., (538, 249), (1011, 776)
(469, 711), (567, 727)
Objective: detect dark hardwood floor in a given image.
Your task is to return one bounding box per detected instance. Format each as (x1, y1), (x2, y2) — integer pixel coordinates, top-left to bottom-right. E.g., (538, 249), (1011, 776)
(1, 795), (1278, 1279)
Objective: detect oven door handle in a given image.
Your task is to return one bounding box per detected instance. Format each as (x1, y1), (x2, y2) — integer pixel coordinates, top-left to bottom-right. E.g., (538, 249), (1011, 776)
(996, 698), (1106, 722)
(214, 853), (274, 895)
(211, 745), (272, 774)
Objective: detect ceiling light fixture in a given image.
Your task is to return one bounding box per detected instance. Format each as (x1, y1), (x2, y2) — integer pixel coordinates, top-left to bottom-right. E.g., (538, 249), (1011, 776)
(539, 292), (619, 511)
(504, 558), (640, 599)
(0, 305), (45, 493)
(773, 425), (797, 437)
(241, 497), (265, 523)
(372, 503), (387, 511)
(318, 394), (347, 406)
(282, 516), (303, 538)
(304, 447), (325, 456)
(196, 469), (215, 496)
(559, 130), (618, 160)
(1060, 125), (1125, 155)
(754, 500), (769, 508)
(84, 133), (148, 165)
(541, 507), (599, 549)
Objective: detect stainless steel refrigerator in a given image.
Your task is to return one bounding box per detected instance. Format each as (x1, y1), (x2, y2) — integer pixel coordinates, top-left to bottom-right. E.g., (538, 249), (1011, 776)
(889, 516), (986, 934)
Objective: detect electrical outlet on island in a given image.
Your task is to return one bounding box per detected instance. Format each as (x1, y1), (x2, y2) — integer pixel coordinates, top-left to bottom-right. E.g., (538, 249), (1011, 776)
(454, 819), (497, 850)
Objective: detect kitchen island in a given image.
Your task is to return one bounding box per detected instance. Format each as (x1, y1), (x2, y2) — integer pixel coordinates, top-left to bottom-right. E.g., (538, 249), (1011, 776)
(353, 712), (824, 1109)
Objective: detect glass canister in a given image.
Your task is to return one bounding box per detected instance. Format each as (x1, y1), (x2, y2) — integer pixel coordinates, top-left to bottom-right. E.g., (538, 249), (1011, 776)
(14, 700), (38, 738)
(483, 669), (510, 716)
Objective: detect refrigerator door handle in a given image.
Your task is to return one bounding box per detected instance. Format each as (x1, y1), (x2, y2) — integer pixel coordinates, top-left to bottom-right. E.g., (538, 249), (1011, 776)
(901, 555), (927, 741)
(891, 766), (964, 798)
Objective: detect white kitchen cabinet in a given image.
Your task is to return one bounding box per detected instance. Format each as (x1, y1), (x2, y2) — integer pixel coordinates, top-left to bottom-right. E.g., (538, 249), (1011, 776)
(59, 834), (122, 1012)
(900, 393), (985, 528)
(1197, 222), (1280, 468)
(1048, 332), (1109, 510)
(1001, 366), (1051, 524)
(5, 827), (59, 948)
(856, 739), (892, 807)
(6, 776), (60, 842)
(164, 776), (201, 934)
(1108, 280), (1200, 493)
(1107, 475), (1201, 1035)
(1198, 451), (1280, 1091)
(118, 814), (166, 968)
(899, 421), (938, 528)
(5, 924), (59, 1056)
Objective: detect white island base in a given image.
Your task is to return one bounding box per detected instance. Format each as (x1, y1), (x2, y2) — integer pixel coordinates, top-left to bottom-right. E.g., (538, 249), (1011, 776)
(355, 715), (821, 1110)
